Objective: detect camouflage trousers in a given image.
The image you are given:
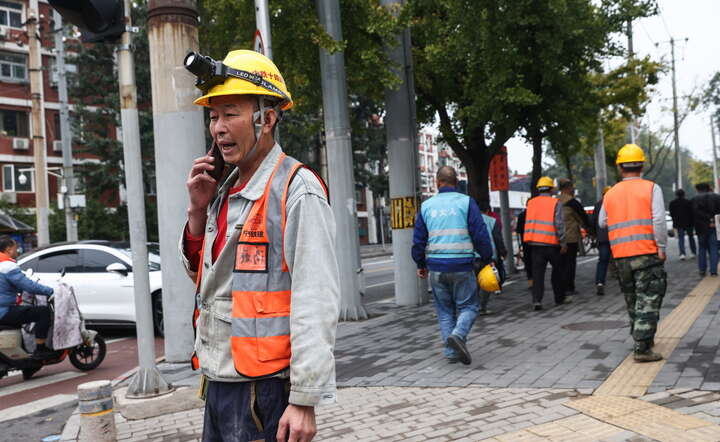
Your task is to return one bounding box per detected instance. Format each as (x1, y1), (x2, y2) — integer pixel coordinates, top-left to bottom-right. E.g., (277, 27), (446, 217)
(615, 253), (667, 353)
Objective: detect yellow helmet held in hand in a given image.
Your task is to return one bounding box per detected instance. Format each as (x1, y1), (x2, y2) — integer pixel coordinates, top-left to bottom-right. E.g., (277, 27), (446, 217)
(478, 264), (501, 292)
(536, 176), (554, 189)
(616, 144), (645, 165)
(191, 50), (293, 110)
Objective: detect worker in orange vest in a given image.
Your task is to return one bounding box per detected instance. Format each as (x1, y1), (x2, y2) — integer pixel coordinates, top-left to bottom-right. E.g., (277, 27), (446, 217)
(599, 144), (667, 363)
(523, 177), (567, 311)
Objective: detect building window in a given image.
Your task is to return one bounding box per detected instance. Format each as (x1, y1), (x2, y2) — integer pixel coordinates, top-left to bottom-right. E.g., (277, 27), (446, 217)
(0, 51), (27, 81)
(2, 164), (33, 192)
(0, 1), (22, 29)
(0, 109), (29, 137)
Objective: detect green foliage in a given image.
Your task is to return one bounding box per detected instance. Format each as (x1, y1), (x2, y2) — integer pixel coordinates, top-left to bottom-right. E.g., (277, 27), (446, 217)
(703, 71), (720, 122)
(688, 158), (713, 188)
(65, 1), (157, 241)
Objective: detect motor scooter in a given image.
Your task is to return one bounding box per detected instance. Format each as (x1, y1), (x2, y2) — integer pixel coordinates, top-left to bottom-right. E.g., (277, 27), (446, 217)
(0, 272), (106, 380)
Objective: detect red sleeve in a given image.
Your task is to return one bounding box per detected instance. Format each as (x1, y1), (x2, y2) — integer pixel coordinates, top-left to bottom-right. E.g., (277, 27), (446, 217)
(183, 225), (203, 272)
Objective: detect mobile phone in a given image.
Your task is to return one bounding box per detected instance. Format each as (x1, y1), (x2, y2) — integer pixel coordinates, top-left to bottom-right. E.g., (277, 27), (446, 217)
(207, 143), (225, 181)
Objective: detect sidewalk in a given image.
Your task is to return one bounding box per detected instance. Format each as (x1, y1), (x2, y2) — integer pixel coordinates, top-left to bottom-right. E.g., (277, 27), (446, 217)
(61, 246), (720, 441)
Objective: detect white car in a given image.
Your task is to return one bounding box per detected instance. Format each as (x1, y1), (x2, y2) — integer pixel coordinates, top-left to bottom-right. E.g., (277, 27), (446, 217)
(17, 241), (165, 336)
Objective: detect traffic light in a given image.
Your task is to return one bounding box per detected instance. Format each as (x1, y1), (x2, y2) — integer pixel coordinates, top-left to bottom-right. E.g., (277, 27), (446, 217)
(48, 0), (125, 43)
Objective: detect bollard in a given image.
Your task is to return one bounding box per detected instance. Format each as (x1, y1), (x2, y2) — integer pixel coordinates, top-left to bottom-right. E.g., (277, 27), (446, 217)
(77, 380), (117, 442)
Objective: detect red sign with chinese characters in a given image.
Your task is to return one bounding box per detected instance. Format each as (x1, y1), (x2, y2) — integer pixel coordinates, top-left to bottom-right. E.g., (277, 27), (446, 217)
(490, 146), (509, 191)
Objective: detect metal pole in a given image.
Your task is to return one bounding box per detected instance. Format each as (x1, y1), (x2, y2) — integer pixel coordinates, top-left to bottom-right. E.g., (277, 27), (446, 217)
(53, 11), (78, 242)
(499, 189), (514, 273)
(594, 114), (607, 201)
(627, 19), (636, 144)
(712, 117), (719, 191)
(316, 0), (366, 320)
(147, 0), (205, 362)
(380, 0), (424, 305)
(28, 0), (49, 246)
(119, 0), (172, 398)
(254, 0), (273, 60)
(671, 38), (682, 190)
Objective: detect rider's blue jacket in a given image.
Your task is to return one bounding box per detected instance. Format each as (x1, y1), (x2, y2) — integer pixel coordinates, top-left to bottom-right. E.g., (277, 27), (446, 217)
(0, 259), (53, 318)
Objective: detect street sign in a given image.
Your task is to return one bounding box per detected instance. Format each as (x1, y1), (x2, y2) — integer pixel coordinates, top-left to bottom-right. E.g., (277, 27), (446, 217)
(391, 196), (416, 229)
(490, 145), (509, 191)
(253, 30), (265, 56)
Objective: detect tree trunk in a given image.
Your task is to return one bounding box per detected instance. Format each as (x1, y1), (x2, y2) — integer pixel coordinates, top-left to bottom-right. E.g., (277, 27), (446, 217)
(465, 150), (490, 207)
(531, 129), (543, 197)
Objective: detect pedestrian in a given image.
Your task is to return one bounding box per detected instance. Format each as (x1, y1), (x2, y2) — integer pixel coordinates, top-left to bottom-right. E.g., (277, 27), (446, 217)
(412, 166), (493, 365)
(557, 178), (590, 300)
(478, 202), (508, 315)
(599, 143), (667, 362)
(669, 189), (696, 260)
(515, 204), (533, 289)
(524, 177), (567, 311)
(181, 50), (340, 442)
(691, 182), (720, 276)
(592, 186), (611, 296)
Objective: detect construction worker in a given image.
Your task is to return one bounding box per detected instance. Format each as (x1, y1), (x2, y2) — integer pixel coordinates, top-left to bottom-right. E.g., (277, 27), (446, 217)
(477, 202), (507, 315)
(524, 177), (567, 310)
(181, 50), (339, 441)
(591, 186), (612, 296)
(691, 182), (720, 276)
(412, 166), (493, 365)
(599, 144), (667, 362)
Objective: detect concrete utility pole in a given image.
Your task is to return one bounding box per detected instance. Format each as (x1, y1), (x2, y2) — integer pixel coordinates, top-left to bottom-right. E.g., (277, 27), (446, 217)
(380, 0), (425, 305)
(316, 0), (366, 320)
(670, 38), (682, 191)
(118, 0), (172, 398)
(594, 114), (607, 201)
(28, 0), (49, 246)
(254, 0), (272, 59)
(147, 0), (205, 362)
(627, 19), (637, 144)
(712, 117), (718, 191)
(53, 11), (78, 242)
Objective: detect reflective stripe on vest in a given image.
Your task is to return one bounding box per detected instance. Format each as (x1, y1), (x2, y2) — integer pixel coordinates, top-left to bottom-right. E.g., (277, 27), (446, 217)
(604, 179), (657, 258)
(524, 196), (559, 245)
(421, 192), (474, 259)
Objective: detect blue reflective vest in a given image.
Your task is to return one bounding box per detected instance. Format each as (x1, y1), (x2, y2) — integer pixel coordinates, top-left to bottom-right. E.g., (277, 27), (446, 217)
(421, 192), (474, 260)
(482, 213), (497, 260)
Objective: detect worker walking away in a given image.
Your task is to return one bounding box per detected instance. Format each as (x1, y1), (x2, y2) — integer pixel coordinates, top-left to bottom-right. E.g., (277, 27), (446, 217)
(523, 177), (567, 311)
(669, 189), (696, 260)
(557, 179), (590, 301)
(599, 144), (667, 362)
(691, 183), (720, 276)
(477, 202), (507, 315)
(592, 186), (612, 296)
(412, 166), (493, 365)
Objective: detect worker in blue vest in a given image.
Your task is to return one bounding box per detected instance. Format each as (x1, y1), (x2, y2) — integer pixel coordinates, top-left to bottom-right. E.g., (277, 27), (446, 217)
(412, 166), (493, 365)
(477, 202), (507, 314)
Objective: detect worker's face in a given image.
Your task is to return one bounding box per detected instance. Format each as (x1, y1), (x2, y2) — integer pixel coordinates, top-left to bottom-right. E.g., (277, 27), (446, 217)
(4, 243), (18, 259)
(208, 95), (275, 167)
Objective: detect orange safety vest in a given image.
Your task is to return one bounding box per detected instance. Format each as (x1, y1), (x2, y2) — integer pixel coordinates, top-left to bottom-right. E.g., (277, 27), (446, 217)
(604, 179), (657, 259)
(524, 195), (560, 245)
(190, 153), (327, 378)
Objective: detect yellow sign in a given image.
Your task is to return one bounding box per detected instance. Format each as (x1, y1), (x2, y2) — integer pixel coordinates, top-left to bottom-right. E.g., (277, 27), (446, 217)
(391, 197), (417, 229)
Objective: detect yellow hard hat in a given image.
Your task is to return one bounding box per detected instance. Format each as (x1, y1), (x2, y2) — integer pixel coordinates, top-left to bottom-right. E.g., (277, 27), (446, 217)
(536, 176), (554, 189)
(477, 264), (501, 292)
(615, 144), (645, 165)
(193, 50), (293, 110)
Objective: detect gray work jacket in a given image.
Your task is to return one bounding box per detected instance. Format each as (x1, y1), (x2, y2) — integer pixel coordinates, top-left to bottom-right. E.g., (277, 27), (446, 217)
(179, 144), (340, 406)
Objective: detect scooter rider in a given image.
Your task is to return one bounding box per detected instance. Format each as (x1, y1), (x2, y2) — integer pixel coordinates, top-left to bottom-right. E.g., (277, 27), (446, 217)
(0, 236), (55, 360)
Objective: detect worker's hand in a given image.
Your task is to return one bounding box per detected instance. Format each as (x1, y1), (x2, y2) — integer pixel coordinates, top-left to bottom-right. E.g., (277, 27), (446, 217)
(658, 250), (666, 262)
(276, 404), (316, 442)
(187, 154), (219, 214)
(417, 268), (428, 279)
(560, 245), (568, 254)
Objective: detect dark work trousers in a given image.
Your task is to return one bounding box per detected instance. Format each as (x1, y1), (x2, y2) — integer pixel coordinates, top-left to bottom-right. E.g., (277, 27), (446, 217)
(559, 242), (579, 293)
(202, 378), (290, 442)
(0, 305), (51, 339)
(521, 243), (532, 280)
(530, 245), (565, 304)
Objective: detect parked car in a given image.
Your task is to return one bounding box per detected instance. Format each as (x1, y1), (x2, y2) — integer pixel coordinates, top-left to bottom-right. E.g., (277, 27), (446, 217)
(17, 241), (165, 336)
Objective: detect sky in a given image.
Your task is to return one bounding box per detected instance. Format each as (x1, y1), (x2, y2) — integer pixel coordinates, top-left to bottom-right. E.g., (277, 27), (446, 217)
(506, 0), (720, 175)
